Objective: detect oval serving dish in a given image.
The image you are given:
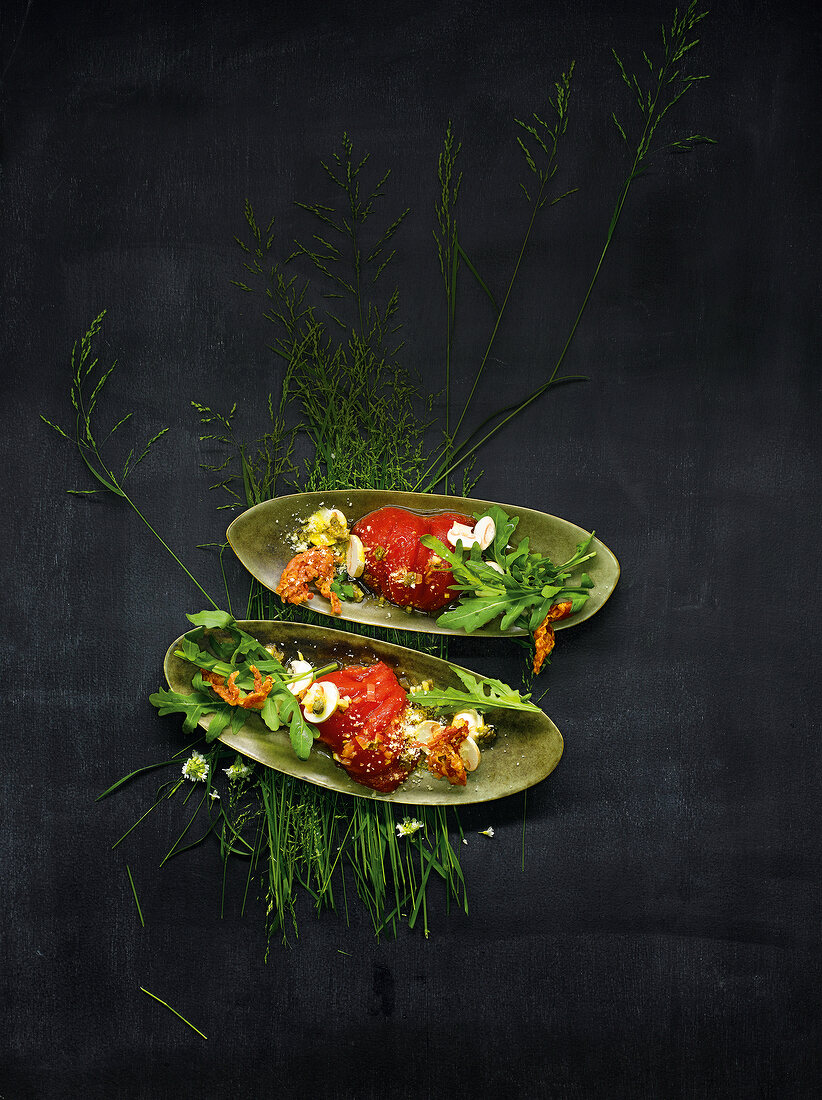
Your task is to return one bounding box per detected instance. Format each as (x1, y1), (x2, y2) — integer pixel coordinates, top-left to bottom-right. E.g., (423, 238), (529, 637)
(226, 489), (620, 637)
(163, 620), (564, 805)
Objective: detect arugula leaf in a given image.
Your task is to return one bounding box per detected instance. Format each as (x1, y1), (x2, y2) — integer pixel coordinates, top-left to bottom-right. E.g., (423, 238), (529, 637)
(482, 504), (519, 561)
(204, 707), (232, 743)
(229, 706), (248, 735)
(230, 632), (274, 665)
(276, 690), (313, 759)
(179, 637), (207, 664)
(528, 599), (553, 632)
(149, 686), (210, 716)
(500, 595), (540, 632)
(260, 695), (280, 732)
(435, 595), (520, 633)
(149, 687), (221, 734)
(506, 536), (531, 566)
(566, 591), (590, 613)
(561, 532), (595, 566)
(186, 609), (235, 630)
(419, 533), (463, 570)
(411, 667), (542, 714)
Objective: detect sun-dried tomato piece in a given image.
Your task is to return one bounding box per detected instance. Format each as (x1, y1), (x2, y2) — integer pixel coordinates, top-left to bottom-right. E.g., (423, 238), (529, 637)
(239, 665), (274, 710)
(425, 720), (470, 786)
(201, 668), (241, 705)
(532, 600), (574, 675)
(276, 548), (341, 615)
(200, 665), (273, 710)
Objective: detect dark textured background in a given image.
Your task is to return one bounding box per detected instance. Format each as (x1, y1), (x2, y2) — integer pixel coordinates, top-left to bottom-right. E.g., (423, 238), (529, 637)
(2, 0), (820, 1096)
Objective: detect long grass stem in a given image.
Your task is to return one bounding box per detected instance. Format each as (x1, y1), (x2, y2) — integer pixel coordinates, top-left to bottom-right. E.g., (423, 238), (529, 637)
(139, 987), (207, 1040)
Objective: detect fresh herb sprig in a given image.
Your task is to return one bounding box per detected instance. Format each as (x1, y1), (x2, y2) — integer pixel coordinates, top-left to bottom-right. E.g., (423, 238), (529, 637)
(451, 64), (578, 442)
(433, 120), (464, 478)
(233, 192), (429, 498)
(419, 506), (595, 635)
(140, 986), (207, 1041)
(289, 131), (410, 345)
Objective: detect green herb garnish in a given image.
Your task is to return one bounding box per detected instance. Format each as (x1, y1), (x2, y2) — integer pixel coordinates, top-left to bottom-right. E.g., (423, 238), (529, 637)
(419, 1), (714, 492)
(420, 506), (596, 636)
(411, 667), (542, 714)
(40, 312), (219, 612)
(330, 578), (358, 601)
(150, 613), (335, 760)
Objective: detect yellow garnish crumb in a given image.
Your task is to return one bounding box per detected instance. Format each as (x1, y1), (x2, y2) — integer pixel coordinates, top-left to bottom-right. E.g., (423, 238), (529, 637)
(297, 508), (350, 550)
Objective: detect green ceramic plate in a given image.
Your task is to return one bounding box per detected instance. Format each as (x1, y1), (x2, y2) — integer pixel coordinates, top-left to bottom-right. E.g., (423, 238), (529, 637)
(226, 489), (620, 638)
(163, 620), (564, 805)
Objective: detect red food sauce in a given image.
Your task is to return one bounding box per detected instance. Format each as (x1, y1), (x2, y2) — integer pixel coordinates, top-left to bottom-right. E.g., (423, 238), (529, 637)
(314, 662), (417, 793)
(350, 506), (474, 613)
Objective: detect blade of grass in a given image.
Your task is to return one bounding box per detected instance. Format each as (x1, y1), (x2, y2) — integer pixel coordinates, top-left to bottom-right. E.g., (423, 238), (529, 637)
(111, 781), (183, 850)
(126, 865), (145, 927)
(139, 987), (207, 1040)
(97, 744), (199, 801)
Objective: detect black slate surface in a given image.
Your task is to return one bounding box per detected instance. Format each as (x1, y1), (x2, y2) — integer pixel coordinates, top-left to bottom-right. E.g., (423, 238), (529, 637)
(2, 0), (820, 1097)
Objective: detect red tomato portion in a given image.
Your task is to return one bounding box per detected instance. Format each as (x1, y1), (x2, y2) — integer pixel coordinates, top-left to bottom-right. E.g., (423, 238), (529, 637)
(351, 506), (474, 612)
(315, 662), (415, 792)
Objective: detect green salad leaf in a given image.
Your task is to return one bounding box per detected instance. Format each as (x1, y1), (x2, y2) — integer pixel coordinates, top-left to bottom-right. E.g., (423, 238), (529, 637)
(410, 667), (542, 714)
(420, 506), (597, 636)
(186, 609), (235, 630)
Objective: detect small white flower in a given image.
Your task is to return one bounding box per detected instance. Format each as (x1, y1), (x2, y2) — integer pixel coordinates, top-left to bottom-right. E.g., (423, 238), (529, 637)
(396, 817), (423, 838)
(209, 790), (220, 801)
(462, 838), (468, 845)
(182, 751), (209, 783)
(224, 757), (253, 782)
(479, 826), (495, 837)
